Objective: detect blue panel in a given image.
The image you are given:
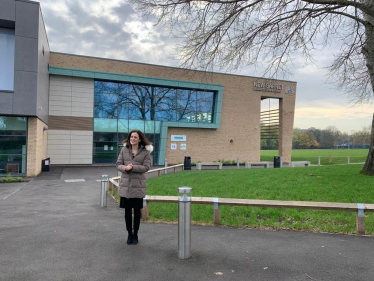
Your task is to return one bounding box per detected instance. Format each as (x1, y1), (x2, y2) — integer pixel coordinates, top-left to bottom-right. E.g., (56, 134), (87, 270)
(158, 149), (166, 165)
(158, 123), (169, 165)
(198, 123), (220, 129)
(72, 70), (95, 78)
(94, 118), (117, 132)
(50, 68), (73, 76)
(160, 121), (175, 128)
(180, 122), (200, 128)
(130, 76), (145, 84)
(118, 119), (129, 132)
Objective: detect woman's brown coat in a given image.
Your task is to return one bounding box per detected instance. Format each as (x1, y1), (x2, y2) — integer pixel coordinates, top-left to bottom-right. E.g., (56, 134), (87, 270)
(116, 145), (152, 198)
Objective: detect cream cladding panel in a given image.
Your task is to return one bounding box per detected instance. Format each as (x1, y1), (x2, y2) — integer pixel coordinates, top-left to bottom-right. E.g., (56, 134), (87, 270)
(47, 130), (93, 164)
(49, 75), (94, 117)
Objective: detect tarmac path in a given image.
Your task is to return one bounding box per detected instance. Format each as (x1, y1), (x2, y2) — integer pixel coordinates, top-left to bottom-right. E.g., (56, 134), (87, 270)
(0, 166), (373, 281)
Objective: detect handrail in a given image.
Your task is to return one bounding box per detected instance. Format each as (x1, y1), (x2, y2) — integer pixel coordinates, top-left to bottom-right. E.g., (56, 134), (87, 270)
(109, 163), (184, 188)
(111, 164), (184, 184)
(146, 164), (184, 176)
(141, 196), (374, 212)
(108, 165), (373, 235)
(109, 177), (373, 235)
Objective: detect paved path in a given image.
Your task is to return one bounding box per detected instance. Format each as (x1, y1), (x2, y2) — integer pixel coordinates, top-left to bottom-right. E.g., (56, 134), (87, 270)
(0, 167), (373, 281)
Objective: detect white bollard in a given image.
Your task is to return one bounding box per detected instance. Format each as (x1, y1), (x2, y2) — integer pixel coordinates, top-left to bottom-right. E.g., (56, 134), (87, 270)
(318, 156), (321, 166)
(165, 159), (168, 175)
(237, 157), (240, 169)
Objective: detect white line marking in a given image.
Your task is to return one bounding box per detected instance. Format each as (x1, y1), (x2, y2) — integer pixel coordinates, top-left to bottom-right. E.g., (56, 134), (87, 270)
(2, 182), (30, 200)
(64, 179), (86, 182)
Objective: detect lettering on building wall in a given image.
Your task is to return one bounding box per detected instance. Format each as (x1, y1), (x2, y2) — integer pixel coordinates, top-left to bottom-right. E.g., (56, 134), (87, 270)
(253, 82), (283, 93)
(171, 135), (187, 142)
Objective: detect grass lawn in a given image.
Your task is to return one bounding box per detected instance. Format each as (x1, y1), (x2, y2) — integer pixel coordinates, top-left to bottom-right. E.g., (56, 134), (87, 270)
(261, 149), (368, 165)
(120, 164), (374, 235)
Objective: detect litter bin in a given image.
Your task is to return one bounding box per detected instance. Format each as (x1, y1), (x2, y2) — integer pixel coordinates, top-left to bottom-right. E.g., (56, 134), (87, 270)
(42, 157), (50, 172)
(273, 156), (282, 168)
(184, 156), (191, 170)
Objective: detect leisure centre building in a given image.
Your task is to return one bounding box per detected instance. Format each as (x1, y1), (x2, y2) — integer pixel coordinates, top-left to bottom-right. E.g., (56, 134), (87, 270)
(0, 0), (296, 177)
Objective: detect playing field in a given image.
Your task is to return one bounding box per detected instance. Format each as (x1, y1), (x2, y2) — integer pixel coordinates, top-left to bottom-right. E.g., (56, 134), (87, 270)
(140, 164), (374, 235)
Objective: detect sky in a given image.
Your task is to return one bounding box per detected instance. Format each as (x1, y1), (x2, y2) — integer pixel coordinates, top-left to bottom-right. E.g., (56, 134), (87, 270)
(36, 0), (373, 134)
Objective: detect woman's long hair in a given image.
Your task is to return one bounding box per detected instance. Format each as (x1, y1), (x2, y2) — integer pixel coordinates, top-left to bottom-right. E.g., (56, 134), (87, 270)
(123, 130), (152, 148)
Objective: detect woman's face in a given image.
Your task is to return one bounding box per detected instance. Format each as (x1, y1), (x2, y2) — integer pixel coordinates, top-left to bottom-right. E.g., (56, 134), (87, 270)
(130, 132), (140, 146)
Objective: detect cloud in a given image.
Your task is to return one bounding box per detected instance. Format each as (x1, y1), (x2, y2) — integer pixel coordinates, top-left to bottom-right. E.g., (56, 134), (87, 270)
(39, 0), (178, 65)
(36, 0), (372, 133)
(294, 101), (372, 132)
(296, 102), (372, 120)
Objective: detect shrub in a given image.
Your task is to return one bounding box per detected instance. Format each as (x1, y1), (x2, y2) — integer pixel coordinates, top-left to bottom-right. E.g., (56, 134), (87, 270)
(0, 173), (24, 183)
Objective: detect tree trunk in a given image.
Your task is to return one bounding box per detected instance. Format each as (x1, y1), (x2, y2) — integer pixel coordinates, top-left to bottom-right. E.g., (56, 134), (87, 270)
(360, 8), (374, 175)
(361, 113), (374, 175)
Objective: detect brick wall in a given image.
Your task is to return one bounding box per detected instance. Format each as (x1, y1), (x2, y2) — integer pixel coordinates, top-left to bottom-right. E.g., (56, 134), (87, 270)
(27, 117), (48, 177)
(50, 53), (296, 164)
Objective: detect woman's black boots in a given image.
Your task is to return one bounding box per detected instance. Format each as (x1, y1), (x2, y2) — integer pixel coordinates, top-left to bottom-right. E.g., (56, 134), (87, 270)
(126, 232), (138, 245)
(133, 231), (138, 245)
(127, 232), (133, 245)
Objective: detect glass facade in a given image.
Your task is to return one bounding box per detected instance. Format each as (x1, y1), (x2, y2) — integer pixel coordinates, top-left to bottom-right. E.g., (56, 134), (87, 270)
(0, 116), (27, 175)
(0, 28), (15, 91)
(93, 81), (215, 164)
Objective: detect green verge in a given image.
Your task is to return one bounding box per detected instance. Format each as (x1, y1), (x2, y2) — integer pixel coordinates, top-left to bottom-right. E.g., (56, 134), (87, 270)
(0, 173), (24, 183)
(261, 149), (368, 165)
(135, 165), (374, 235)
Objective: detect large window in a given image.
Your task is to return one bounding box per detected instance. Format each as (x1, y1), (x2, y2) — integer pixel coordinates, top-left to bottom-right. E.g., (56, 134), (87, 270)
(0, 116), (27, 175)
(94, 81), (215, 122)
(93, 81), (216, 164)
(93, 118), (161, 164)
(0, 28), (15, 91)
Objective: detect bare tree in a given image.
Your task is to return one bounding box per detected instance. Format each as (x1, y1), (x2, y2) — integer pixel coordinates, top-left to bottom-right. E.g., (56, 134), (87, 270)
(320, 126), (341, 148)
(129, 0), (374, 175)
(352, 125), (371, 146)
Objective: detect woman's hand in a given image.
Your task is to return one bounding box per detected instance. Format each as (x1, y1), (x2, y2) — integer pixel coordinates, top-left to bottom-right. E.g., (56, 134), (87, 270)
(125, 163), (133, 171)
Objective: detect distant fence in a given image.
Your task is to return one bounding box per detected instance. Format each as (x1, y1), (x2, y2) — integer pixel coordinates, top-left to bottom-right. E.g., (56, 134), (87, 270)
(297, 156), (365, 165)
(261, 155), (366, 165)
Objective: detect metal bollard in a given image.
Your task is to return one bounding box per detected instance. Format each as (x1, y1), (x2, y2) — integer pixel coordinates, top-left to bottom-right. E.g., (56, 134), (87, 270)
(318, 156), (321, 166)
(165, 159), (168, 175)
(101, 174), (108, 207)
(178, 187), (192, 259)
(237, 157), (240, 169)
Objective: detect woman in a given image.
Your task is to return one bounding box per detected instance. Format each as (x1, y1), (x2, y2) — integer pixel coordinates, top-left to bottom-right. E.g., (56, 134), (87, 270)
(116, 130), (152, 245)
